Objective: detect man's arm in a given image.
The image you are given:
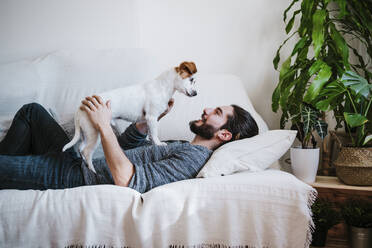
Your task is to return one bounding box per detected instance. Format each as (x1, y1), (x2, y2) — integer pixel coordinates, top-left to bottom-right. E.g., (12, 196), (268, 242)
(80, 95), (134, 186)
(99, 124), (135, 186)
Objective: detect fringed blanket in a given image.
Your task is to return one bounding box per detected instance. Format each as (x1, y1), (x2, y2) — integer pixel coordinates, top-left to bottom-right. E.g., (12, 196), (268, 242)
(0, 170), (316, 248)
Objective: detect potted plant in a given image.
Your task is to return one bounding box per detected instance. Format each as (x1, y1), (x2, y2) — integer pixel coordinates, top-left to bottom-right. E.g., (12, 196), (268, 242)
(272, 0), (371, 185)
(314, 71), (372, 185)
(341, 198), (372, 248)
(290, 105), (328, 183)
(311, 198), (342, 247)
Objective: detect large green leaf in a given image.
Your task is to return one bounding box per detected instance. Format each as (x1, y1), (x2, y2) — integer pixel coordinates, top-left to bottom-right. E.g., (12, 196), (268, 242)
(341, 71), (371, 99)
(344, 112), (368, 128)
(308, 59), (326, 76)
(316, 95), (337, 111)
(330, 23), (349, 68)
(299, 0), (314, 37)
(312, 9), (327, 58)
(279, 56), (292, 80)
(304, 63), (332, 102)
(315, 80), (346, 111)
(291, 36), (308, 56)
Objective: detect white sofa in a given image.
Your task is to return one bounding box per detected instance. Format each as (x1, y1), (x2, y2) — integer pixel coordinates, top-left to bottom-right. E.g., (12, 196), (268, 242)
(0, 49), (316, 248)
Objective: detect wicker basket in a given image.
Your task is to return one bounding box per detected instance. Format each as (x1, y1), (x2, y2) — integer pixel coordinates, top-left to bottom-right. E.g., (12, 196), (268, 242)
(334, 146), (372, 186)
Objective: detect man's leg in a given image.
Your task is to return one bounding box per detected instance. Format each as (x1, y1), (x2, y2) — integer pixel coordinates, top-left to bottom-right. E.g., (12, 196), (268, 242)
(0, 103), (71, 155)
(0, 152), (84, 190)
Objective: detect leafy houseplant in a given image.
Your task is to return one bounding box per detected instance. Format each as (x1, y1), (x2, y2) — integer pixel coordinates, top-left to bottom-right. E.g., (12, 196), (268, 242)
(319, 71), (372, 186)
(341, 198), (372, 247)
(316, 71), (372, 147)
(272, 0), (372, 184)
(289, 105), (327, 183)
(288, 104), (328, 183)
(311, 198), (342, 247)
(272, 0), (371, 128)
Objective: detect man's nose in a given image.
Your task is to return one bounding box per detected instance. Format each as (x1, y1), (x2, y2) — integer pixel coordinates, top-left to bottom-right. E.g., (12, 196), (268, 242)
(204, 108), (213, 115)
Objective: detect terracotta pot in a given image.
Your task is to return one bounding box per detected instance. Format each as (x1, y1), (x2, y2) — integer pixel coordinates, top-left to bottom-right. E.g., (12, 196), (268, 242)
(334, 147), (372, 186)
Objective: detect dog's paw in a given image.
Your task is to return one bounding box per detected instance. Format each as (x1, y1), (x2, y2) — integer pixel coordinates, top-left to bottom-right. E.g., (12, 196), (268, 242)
(157, 141), (167, 146)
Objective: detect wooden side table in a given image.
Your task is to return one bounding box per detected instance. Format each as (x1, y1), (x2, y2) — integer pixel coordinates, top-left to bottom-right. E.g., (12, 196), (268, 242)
(309, 176), (372, 248)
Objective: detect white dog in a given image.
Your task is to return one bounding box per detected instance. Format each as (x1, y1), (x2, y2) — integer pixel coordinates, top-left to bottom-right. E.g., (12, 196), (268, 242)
(62, 61), (198, 173)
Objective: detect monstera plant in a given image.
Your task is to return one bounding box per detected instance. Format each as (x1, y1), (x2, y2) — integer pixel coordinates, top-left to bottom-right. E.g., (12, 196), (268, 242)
(315, 71), (372, 147)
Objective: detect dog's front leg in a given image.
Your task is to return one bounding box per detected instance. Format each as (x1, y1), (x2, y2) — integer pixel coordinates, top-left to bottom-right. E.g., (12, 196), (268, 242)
(146, 115), (167, 146)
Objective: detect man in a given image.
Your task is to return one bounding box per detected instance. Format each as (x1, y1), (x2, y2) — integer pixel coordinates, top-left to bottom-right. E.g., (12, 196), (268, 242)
(0, 95), (259, 193)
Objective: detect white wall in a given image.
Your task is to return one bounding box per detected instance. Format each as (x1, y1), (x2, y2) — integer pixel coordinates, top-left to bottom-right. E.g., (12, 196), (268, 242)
(0, 0), (293, 129)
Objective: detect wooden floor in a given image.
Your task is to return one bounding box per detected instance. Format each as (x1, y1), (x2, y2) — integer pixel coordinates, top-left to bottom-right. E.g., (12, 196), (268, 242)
(310, 238), (349, 248)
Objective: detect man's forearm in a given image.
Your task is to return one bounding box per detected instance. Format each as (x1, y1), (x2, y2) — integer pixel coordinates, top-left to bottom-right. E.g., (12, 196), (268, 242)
(99, 124), (134, 186)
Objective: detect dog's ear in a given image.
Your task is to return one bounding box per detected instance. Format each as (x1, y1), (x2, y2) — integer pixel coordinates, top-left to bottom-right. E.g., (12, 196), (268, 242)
(175, 61), (197, 76)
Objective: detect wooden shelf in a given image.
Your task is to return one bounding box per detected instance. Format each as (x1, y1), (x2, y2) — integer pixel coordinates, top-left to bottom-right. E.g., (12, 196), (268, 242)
(310, 176), (372, 192)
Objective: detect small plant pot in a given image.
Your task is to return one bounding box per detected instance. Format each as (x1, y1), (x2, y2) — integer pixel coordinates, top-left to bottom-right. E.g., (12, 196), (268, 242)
(348, 226), (372, 248)
(290, 147), (319, 183)
(311, 226), (329, 247)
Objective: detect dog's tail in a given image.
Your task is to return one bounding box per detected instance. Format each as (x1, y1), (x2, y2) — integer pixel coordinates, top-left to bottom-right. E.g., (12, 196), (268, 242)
(62, 114), (81, 152)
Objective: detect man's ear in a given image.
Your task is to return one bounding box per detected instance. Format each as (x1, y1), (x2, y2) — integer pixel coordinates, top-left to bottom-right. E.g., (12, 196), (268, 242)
(216, 129), (232, 142)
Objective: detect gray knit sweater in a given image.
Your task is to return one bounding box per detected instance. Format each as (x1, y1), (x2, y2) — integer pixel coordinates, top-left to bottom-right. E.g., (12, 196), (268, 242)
(81, 124), (212, 193)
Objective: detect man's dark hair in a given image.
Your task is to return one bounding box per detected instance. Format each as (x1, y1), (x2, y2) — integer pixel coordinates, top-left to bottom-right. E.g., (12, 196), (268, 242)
(220, 104), (259, 144)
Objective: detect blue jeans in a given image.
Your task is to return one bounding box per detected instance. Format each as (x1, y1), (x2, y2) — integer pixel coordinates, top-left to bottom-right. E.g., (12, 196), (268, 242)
(0, 103), (85, 190)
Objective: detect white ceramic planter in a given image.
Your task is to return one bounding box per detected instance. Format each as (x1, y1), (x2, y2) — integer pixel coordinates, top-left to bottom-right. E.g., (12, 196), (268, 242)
(290, 147), (320, 183)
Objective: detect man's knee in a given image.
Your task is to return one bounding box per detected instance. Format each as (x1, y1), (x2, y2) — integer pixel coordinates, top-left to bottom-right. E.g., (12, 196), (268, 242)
(17, 102), (46, 119)
(22, 102), (43, 111)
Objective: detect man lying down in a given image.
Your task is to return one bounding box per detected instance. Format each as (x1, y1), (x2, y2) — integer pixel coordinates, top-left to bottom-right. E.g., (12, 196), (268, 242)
(0, 96), (258, 193)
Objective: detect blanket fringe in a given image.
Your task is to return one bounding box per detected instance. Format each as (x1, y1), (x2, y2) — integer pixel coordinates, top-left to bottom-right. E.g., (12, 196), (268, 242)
(169, 244), (268, 248)
(65, 245), (130, 248)
(304, 187), (318, 248)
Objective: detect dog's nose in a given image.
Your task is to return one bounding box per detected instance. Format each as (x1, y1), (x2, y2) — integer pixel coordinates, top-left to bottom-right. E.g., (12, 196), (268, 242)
(191, 91), (197, 97)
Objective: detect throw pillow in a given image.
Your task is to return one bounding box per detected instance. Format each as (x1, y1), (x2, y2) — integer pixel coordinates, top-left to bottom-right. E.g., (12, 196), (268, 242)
(197, 130), (297, 177)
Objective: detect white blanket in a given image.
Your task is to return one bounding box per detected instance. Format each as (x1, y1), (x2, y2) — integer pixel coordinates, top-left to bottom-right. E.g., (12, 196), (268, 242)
(0, 170), (316, 248)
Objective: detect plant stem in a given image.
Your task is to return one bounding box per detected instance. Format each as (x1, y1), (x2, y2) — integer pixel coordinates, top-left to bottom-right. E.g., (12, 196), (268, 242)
(364, 97), (372, 116)
(347, 126), (355, 146)
(346, 90), (358, 113)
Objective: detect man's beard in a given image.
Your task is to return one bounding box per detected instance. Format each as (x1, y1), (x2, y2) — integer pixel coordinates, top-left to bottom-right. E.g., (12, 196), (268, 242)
(189, 120), (218, 139)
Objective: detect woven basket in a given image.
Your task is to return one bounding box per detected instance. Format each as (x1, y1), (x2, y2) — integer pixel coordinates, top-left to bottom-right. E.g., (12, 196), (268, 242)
(334, 146), (372, 186)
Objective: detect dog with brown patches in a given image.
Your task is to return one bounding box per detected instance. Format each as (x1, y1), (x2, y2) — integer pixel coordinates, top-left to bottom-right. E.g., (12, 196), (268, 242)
(63, 61), (198, 173)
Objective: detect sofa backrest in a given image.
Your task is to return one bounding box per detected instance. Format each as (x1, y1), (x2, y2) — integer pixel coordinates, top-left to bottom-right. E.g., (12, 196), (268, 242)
(0, 49), (268, 142)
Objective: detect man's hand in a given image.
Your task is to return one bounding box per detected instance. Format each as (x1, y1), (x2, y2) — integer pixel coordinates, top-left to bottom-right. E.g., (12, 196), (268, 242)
(136, 98), (175, 134)
(80, 95), (112, 131)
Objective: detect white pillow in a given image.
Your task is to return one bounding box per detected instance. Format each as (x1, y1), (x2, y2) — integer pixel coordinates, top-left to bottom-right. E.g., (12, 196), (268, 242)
(197, 130), (297, 178)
